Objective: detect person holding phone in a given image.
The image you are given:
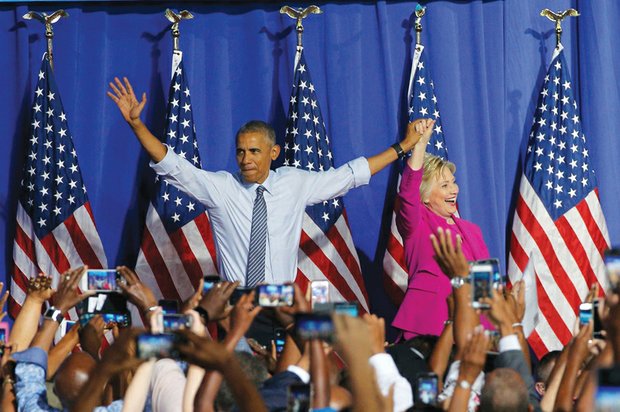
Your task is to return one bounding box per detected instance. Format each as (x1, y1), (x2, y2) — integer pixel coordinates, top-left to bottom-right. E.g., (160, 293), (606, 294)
(392, 119), (490, 339)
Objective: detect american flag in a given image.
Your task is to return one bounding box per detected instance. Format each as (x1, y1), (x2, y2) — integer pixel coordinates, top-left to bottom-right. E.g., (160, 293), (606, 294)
(508, 45), (609, 358)
(11, 54), (108, 317)
(382, 44), (448, 306)
(134, 51), (218, 303)
(284, 49), (369, 311)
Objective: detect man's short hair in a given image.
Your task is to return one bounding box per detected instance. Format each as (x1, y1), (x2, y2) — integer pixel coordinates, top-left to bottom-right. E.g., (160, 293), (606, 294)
(236, 120), (276, 146)
(479, 368), (530, 412)
(535, 350), (561, 383)
(215, 351), (269, 411)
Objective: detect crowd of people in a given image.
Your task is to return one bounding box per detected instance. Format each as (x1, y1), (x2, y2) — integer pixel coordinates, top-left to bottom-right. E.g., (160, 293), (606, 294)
(0, 230), (617, 411)
(0, 74), (615, 411)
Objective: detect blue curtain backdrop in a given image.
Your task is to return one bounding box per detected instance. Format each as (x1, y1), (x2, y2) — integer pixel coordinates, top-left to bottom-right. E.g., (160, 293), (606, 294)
(2, 0), (620, 328)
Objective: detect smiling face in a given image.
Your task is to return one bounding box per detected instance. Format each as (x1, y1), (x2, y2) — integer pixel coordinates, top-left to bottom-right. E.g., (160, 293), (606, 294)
(236, 131), (280, 184)
(424, 168), (459, 218)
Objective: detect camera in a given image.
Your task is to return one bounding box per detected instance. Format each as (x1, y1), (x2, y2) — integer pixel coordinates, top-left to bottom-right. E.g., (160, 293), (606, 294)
(310, 280), (329, 310)
(287, 383), (310, 412)
(470, 261), (494, 309)
(255, 284), (294, 307)
(416, 372), (439, 406)
(274, 327), (286, 354)
(162, 313), (193, 332)
(202, 275), (221, 294)
(294, 313), (334, 342)
(80, 269), (121, 292)
(135, 333), (181, 359)
(334, 301), (359, 317)
(229, 287), (254, 305)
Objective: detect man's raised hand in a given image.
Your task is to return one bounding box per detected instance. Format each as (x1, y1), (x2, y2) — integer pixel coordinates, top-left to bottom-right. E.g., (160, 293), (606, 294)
(107, 77), (146, 127)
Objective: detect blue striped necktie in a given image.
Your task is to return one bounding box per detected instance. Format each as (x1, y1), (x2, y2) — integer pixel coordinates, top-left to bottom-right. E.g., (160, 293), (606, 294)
(246, 185), (267, 287)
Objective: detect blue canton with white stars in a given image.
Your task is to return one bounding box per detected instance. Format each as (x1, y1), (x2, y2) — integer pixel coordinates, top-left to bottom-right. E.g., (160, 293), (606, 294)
(283, 51), (341, 231)
(524, 48), (597, 221)
(20, 55), (89, 239)
(153, 59), (207, 232)
(409, 46), (448, 160)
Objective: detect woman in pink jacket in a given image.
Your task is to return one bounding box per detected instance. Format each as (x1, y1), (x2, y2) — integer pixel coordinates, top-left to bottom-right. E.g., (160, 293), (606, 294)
(392, 119), (490, 338)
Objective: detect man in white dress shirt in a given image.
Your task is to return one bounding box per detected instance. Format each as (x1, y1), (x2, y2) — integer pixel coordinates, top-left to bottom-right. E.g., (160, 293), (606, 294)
(108, 77), (423, 286)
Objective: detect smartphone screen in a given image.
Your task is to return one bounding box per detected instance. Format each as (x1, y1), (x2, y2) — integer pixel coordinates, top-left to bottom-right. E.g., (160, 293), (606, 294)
(334, 302), (358, 317)
(287, 383), (310, 412)
(136, 333), (180, 359)
(311, 280), (329, 309)
(596, 367), (620, 411)
(162, 314), (193, 331)
(83, 269), (120, 292)
(476, 258), (502, 289)
(256, 284), (294, 307)
(79, 312), (130, 328)
(470, 263), (493, 309)
(203, 275), (220, 294)
(579, 302), (593, 326)
(274, 327), (286, 354)
(416, 373), (438, 406)
(294, 313), (333, 341)
(605, 249), (620, 291)
(0, 322), (8, 343)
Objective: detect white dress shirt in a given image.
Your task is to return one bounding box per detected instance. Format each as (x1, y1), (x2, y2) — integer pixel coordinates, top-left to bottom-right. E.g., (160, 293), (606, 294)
(151, 148), (371, 285)
(369, 353), (414, 412)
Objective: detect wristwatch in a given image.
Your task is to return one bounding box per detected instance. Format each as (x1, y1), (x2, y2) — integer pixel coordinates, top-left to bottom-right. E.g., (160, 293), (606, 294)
(44, 306), (63, 323)
(391, 143), (407, 159)
(458, 380), (471, 390)
(450, 276), (466, 289)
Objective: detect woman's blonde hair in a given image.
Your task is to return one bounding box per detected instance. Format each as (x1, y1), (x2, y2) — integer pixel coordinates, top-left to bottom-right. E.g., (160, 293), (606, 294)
(420, 153), (456, 203)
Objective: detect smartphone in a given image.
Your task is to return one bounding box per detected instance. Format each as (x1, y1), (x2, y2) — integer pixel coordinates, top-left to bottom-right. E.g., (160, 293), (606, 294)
(287, 383), (311, 412)
(593, 300), (604, 339)
(54, 319), (76, 343)
(416, 372), (439, 406)
(255, 284), (294, 307)
(605, 248), (620, 291)
(311, 280), (329, 310)
(294, 313), (334, 341)
(230, 287), (254, 305)
(596, 367), (620, 411)
(159, 299), (179, 314)
(79, 312), (130, 328)
(81, 269), (120, 292)
(274, 327), (286, 355)
(470, 262), (493, 309)
(334, 302), (359, 317)
(162, 313), (193, 331)
(579, 302), (593, 326)
(0, 322), (9, 344)
(203, 275), (221, 294)
(135, 333), (180, 360)
(476, 258), (502, 289)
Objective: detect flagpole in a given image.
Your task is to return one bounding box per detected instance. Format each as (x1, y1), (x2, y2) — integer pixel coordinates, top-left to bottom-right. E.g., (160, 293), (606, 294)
(280, 5), (322, 49)
(165, 9), (194, 52)
(414, 4), (426, 46)
(540, 8), (580, 47)
(22, 10), (68, 71)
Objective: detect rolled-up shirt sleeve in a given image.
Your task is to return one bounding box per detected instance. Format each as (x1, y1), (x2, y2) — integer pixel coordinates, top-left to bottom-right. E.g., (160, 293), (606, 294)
(304, 157), (371, 206)
(368, 353), (414, 412)
(150, 146), (229, 209)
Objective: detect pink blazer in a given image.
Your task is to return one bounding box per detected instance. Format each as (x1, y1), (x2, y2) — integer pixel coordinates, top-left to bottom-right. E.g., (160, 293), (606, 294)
(392, 165), (489, 336)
